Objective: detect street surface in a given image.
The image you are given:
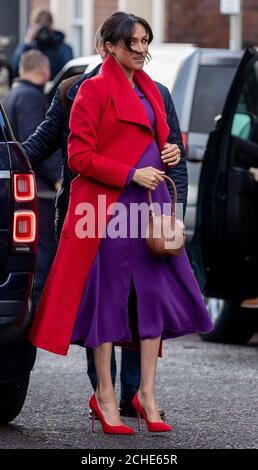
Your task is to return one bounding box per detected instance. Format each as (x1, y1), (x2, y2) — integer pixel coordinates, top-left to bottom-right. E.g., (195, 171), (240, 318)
(1, 334), (258, 449)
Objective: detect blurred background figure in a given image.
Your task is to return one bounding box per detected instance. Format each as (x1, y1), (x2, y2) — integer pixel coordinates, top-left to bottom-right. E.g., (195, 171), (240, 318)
(4, 50), (61, 307)
(11, 7), (73, 80)
(0, 35), (12, 100)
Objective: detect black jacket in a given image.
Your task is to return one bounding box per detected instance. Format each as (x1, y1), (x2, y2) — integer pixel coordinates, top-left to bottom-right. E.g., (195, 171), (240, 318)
(11, 30), (74, 80)
(4, 79), (61, 196)
(22, 64), (188, 237)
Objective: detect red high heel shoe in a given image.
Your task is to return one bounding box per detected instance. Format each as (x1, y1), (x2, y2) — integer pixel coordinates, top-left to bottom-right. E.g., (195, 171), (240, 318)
(132, 392), (172, 432)
(89, 394), (135, 435)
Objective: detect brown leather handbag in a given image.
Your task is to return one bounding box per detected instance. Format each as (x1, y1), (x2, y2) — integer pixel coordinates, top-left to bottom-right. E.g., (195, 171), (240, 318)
(145, 174), (185, 257)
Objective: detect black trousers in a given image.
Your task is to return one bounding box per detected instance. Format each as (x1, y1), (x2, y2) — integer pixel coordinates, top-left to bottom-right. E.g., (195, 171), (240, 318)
(34, 198), (58, 307)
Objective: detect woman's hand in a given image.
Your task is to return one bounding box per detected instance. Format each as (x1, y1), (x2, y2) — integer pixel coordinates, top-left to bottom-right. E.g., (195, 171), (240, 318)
(24, 24), (39, 45)
(132, 166), (165, 191)
(161, 143), (181, 166)
(54, 180), (61, 192)
(249, 167), (258, 182)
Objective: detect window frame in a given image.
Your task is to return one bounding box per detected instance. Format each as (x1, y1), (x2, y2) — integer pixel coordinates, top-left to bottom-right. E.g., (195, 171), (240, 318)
(69, 0), (85, 57)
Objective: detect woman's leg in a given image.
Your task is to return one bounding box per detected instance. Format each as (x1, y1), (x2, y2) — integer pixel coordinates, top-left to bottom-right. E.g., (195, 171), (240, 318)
(86, 345), (117, 391)
(138, 336), (162, 422)
(93, 342), (124, 426)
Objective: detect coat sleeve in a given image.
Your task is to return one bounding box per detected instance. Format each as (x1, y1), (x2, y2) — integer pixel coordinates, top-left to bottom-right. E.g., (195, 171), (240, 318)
(35, 150), (61, 185)
(157, 83), (188, 218)
(166, 92), (188, 218)
(14, 90), (61, 185)
(68, 79), (132, 189)
(22, 88), (64, 168)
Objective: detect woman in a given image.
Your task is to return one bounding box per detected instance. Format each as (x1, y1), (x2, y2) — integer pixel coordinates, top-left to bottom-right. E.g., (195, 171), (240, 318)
(29, 12), (214, 435)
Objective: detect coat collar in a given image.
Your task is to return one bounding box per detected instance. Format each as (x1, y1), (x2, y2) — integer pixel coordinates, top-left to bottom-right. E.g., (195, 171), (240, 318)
(12, 79), (45, 94)
(101, 55), (169, 149)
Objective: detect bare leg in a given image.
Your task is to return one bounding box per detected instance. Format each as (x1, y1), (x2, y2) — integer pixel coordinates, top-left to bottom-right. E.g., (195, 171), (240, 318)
(93, 342), (124, 426)
(138, 336), (162, 422)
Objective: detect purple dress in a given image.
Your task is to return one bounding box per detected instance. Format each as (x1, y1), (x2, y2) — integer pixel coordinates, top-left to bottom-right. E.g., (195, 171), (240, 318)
(71, 86), (214, 348)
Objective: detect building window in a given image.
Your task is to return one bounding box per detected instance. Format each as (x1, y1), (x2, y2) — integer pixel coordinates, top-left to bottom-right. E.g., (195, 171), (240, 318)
(74, 0), (83, 18)
(70, 0), (84, 57)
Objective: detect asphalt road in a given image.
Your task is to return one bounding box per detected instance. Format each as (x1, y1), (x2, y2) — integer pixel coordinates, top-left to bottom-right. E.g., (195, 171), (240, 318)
(1, 334), (258, 449)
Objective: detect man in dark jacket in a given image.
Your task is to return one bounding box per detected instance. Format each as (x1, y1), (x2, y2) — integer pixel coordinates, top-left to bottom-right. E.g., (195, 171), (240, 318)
(4, 50), (61, 307)
(11, 8), (73, 80)
(22, 38), (188, 418)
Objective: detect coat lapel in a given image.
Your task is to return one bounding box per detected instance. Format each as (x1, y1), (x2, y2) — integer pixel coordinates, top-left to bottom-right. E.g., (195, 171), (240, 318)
(102, 55), (152, 131)
(102, 55), (169, 150)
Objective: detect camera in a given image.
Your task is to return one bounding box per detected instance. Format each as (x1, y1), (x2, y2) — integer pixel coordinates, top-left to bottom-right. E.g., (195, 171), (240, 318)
(35, 25), (52, 44)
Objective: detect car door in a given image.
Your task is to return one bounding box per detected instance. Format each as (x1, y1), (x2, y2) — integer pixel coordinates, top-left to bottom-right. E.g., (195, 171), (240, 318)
(190, 47), (258, 302)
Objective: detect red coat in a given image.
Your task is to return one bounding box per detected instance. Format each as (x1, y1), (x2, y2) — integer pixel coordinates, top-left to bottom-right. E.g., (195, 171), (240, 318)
(29, 55), (169, 355)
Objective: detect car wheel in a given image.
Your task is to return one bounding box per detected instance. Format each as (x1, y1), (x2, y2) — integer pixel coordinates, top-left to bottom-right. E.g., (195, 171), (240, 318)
(201, 298), (258, 344)
(0, 375), (30, 425)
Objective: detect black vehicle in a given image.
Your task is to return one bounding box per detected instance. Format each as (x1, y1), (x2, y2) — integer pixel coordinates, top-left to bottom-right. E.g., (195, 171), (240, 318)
(191, 47), (258, 344)
(0, 86), (37, 424)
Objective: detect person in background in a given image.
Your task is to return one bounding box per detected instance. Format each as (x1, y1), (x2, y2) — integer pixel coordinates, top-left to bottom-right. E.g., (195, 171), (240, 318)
(4, 50), (61, 306)
(22, 28), (187, 420)
(11, 7), (73, 80)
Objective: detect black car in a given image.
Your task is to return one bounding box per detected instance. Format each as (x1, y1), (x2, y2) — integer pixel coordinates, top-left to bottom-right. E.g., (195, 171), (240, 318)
(0, 91), (37, 424)
(191, 47), (258, 344)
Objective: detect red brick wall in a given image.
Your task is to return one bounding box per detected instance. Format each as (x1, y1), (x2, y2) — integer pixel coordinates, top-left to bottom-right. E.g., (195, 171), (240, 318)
(165, 0), (229, 48)
(94, 0), (118, 33)
(165, 0), (258, 49)
(26, 0), (258, 50)
(29, 0), (50, 16)
(243, 0), (258, 47)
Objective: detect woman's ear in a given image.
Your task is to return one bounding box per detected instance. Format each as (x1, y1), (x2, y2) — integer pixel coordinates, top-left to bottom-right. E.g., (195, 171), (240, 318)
(105, 41), (115, 56)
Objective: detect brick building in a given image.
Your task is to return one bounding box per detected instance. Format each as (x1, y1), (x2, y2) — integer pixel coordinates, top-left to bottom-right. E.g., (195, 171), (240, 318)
(166, 0), (258, 48)
(6, 1), (258, 60)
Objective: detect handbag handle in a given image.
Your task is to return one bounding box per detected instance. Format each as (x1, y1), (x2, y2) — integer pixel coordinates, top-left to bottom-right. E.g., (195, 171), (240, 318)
(148, 174), (177, 217)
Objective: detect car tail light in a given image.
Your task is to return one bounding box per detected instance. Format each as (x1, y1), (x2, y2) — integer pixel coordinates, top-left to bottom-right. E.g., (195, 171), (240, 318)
(14, 174), (35, 201)
(181, 132), (187, 150)
(241, 297), (258, 308)
(13, 211), (36, 243)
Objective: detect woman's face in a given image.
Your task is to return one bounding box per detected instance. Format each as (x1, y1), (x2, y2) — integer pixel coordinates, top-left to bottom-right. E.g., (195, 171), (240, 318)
(106, 23), (149, 72)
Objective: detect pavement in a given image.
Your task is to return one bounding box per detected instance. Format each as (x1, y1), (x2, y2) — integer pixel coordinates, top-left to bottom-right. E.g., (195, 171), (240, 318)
(0, 334), (258, 449)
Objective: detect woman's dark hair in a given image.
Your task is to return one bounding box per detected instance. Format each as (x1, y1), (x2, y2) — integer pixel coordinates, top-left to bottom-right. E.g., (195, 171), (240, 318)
(100, 11), (153, 59)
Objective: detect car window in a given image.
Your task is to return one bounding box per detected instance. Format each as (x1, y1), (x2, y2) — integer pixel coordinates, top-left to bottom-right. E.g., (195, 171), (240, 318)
(0, 106), (14, 142)
(231, 59), (258, 142)
(0, 64), (10, 100)
(190, 64), (237, 134)
(0, 112), (6, 141)
(46, 65), (87, 103)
